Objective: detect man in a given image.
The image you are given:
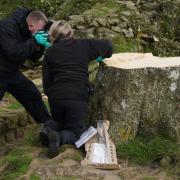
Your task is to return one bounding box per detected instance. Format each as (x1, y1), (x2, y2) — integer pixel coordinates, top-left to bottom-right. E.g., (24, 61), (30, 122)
(0, 8), (51, 123)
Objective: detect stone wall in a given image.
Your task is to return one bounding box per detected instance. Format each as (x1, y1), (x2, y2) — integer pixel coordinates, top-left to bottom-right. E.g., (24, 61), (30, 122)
(0, 109), (34, 146)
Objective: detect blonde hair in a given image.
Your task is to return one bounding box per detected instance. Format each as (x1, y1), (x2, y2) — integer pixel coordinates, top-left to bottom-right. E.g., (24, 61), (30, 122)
(49, 20), (74, 43)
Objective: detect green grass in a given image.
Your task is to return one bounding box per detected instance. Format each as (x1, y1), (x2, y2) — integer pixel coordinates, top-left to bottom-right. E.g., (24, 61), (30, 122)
(7, 102), (23, 110)
(113, 36), (141, 53)
(30, 173), (41, 180)
(117, 136), (180, 165)
(84, 0), (126, 17)
(0, 146), (33, 180)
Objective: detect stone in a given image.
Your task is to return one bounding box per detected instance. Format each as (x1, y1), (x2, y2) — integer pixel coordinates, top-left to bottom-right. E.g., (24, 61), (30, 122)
(17, 110), (28, 127)
(32, 79), (43, 93)
(0, 136), (6, 146)
(121, 11), (132, 17)
(111, 26), (123, 33)
(84, 14), (93, 25)
(76, 25), (87, 30)
(0, 118), (6, 135)
(60, 159), (78, 167)
(5, 130), (16, 142)
(117, 1), (137, 11)
(96, 17), (108, 27)
(69, 15), (85, 24)
(103, 175), (121, 180)
(121, 28), (134, 38)
(120, 16), (130, 24)
(96, 28), (119, 39)
(159, 156), (171, 168)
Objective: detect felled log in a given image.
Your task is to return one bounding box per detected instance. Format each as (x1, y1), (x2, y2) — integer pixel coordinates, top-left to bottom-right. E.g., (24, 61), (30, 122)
(89, 53), (180, 144)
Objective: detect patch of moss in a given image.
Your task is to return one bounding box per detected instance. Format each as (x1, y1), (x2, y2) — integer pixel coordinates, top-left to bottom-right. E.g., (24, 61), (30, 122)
(25, 128), (40, 146)
(7, 102), (23, 110)
(112, 36), (141, 53)
(30, 173), (41, 180)
(84, 0), (126, 17)
(117, 136), (180, 165)
(1, 146), (32, 180)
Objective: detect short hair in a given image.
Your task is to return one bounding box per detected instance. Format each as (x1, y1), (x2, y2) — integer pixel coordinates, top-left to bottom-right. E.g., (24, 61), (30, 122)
(48, 20), (74, 43)
(26, 11), (48, 24)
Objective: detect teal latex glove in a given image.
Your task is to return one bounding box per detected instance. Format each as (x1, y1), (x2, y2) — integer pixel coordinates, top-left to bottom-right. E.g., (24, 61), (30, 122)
(33, 31), (48, 46)
(44, 41), (52, 48)
(96, 56), (105, 62)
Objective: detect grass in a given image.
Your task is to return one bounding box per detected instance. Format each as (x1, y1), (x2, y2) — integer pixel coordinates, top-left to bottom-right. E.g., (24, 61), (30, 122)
(0, 124), (42, 179)
(84, 0), (126, 17)
(30, 173), (41, 180)
(112, 35), (141, 53)
(0, 146), (33, 180)
(117, 136), (180, 165)
(7, 102), (23, 110)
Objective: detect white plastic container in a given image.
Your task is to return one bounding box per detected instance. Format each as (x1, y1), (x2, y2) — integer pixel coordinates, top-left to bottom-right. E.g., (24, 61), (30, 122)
(75, 126), (97, 148)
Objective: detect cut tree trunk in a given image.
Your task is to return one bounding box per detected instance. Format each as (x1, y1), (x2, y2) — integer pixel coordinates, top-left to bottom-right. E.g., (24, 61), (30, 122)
(89, 53), (180, 144)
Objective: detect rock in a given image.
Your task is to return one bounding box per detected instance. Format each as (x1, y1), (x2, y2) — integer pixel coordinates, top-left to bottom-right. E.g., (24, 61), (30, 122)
(121, 28), (134, 38)
(103, 175), (121, 180)
(121, 11), (132, 17)
(91, 20), (99, 27)
(84, 14), (93, 25)
(69, 15), (85, 24)
(96, 17), (108, 27)
(32, 79), (43, 93)
(0, 118), (6, 135)
(159, 156), (171, 168)
(76, 25), (87, 30)
(89, 54), (180, 144)
(144, 10), (158, 19)
(17, 110), (29, 127)
(117, 1), (137, 11)
(96, 28), (119, 39)
(111, 26), (124, 33)
(120, 16), (130, 24)
(107, 18), (120, 26)
(5, 130), (16, 142)
(0, 136), (6, 146)
(61, 159), (78, 167)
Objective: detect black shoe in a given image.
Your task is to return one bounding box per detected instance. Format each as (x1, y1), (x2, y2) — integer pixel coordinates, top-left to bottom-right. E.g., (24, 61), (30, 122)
(48, 130), (60, 158)
(39, 126), (49, 147)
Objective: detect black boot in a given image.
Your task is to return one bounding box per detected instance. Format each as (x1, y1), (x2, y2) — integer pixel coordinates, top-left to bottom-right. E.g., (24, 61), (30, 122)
(48, 130), (60, 158)
(39, 125), (49, 147)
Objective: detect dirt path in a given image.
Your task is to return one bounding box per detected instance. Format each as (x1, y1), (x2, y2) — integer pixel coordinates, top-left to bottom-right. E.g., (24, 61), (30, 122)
(16, 146), (176, 180)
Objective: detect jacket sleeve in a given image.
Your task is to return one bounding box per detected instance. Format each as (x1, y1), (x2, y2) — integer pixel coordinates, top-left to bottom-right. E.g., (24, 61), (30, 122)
(0, 22), (39, 64)
(86, 39), (113, 61)
(42, 53), (53, 95)
(28, 46), (45, 62)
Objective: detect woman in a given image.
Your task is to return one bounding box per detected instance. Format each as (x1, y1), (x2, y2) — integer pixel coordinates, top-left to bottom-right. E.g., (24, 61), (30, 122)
(42, 20), (113, 158)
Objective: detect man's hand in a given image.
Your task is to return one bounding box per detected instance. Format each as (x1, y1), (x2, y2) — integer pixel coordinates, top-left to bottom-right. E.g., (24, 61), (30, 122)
(33, 31), (48, 46)
(44, 41), (52, 48)
(96, 56), (104, 62)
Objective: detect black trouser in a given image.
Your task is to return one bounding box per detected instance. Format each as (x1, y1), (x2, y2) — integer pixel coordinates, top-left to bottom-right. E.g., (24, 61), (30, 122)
(46, 99), (88, 145)
(0, 70), (51, 123)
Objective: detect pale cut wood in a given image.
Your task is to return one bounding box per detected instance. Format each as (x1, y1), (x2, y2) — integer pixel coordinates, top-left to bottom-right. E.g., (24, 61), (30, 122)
(104, 53), (180, 69)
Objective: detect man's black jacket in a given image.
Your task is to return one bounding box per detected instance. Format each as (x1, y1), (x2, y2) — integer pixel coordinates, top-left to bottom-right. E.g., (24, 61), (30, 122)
(0, 8), (44, 78)
(43, 38), (113, 102)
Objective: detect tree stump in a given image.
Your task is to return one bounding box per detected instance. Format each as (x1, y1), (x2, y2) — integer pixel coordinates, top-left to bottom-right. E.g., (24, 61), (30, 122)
(89, 53), (180, 144)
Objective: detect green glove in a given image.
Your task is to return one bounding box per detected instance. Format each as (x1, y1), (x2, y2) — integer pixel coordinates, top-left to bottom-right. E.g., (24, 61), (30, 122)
(33, 31), (48, 46)
(96, 56), (104, 62)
